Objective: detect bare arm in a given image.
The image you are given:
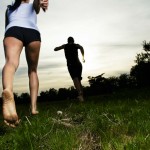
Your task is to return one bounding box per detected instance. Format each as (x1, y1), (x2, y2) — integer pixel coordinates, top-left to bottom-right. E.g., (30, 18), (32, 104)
(5, 9), (8, 28)
(77, 44), (85, 63)
(33, 0), (49, 14)
(33, 0), (40, 14)
(54, 44), (65, 51)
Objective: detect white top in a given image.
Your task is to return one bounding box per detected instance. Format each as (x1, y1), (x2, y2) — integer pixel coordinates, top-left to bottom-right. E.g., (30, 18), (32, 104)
(5, 3), (39, 32)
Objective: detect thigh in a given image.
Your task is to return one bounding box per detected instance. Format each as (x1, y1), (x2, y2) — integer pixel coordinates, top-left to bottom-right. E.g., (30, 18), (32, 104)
(4, 27), (24, 46)
(3, 37), (23, 64)
(77, 63), (82, 80)
(23, 28), (41, 47)
(75, 63), (82, 80)
(25, 41), (41, 69)
(68, 63), (82, 80)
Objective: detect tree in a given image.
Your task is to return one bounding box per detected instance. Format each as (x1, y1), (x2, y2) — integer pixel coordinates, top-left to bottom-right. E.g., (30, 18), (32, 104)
(48, 88), (58, 101)
(88, 73), (119, 94)
(118, 74), (136, 88)
(130, 41), (150, 87)
(88, 73), (105, 95)
(57, 88), (68, 100)
(68, 86), (78, 99)
(19, 92), (30, 103)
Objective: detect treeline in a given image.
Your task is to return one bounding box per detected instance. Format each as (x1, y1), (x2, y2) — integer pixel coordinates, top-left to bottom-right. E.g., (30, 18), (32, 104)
(13, 73), (137, 103)
(2, 41), (150, 103)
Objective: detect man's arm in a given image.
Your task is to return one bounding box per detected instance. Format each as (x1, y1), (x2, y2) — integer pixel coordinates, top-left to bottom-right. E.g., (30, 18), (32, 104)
(77, 44), (85, 63)
(54, 44), (65, 51)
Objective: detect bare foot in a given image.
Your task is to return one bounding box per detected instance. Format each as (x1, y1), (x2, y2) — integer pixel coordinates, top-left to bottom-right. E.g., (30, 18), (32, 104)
(31, 110), (39, 115)
(30, 105), (39, 115)
(77, 95), (84, 102)
(2, 89), (20, 127)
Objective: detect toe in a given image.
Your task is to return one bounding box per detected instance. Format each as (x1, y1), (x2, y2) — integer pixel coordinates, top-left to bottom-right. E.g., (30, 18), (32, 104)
(4, 120), (16, 128)
(15, 119), (21, 126)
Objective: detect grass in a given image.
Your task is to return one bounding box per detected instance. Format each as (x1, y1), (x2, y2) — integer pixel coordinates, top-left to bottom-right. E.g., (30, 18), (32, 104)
(0, 88), (150, 150)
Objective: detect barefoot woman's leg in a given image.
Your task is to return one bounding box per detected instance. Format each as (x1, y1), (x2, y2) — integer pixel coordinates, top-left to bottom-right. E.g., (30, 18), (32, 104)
(2, 37), (23, 127)
(25, 41), (41, 115)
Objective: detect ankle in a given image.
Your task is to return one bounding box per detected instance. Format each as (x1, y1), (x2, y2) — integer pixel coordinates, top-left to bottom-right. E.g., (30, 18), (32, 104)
(78, 91), (83, 96)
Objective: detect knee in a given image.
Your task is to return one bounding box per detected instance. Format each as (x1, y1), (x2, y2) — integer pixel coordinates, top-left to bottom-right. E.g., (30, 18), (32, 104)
(28, 66), (37, 75)
(5, 60), (19, 71)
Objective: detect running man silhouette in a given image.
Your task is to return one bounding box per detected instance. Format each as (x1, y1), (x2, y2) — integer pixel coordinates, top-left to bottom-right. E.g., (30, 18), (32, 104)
(54, 37), (85, 102)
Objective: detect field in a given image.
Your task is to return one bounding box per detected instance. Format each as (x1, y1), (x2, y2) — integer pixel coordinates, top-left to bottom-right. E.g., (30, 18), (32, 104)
(0, 88), (150, 150)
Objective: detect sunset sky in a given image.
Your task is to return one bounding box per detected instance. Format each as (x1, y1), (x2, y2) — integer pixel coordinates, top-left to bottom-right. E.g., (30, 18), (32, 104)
(0, 0), (150, 94)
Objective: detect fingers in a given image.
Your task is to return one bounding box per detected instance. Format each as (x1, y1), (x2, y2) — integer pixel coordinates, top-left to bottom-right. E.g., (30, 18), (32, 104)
(40, 0), (49, 11)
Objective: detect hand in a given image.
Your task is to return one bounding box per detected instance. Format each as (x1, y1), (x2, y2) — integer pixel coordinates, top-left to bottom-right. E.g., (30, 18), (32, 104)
(40, 0), (49, 12)
(54, 48), (58, 51)
(82, 58), (85, 63)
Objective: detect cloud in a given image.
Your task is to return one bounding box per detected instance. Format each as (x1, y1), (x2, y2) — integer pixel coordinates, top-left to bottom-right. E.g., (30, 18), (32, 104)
(1, 0), (150, 94)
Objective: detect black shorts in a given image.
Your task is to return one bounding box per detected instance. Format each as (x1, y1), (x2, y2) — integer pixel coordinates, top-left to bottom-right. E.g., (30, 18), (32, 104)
(67, 62), (82, 80)
(4, 26), (41, 46)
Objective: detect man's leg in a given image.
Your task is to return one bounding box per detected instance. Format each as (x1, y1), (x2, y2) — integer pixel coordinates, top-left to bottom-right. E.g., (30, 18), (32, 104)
(73, 77), (84, 102)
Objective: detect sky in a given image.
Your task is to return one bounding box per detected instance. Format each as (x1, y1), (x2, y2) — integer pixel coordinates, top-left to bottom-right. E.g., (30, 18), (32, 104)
(0, 0), (150, 94)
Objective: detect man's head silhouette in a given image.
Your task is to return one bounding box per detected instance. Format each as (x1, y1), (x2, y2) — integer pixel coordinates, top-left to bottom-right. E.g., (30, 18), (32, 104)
(68, 37), (74, 44)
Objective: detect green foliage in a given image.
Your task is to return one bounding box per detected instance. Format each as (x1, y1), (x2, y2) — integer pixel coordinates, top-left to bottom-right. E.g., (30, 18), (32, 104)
(0, 88), (150, 149)
(135, 41), (150, 64)
(143, 40), (150, 52)
(130, 40), (150, 87)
